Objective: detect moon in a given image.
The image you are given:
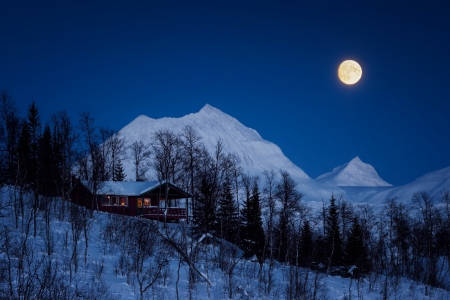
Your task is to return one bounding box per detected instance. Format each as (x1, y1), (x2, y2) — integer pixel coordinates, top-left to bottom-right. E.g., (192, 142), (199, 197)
(338, 60), (362, 85)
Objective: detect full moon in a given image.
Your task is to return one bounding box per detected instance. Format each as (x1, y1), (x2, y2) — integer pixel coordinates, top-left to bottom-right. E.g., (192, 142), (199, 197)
(338, 60), (362, 85)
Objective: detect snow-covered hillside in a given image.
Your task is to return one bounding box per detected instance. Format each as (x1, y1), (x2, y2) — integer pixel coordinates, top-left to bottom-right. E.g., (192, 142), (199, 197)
(118, 104), (342, 202)
(316, 156), (392, 187)
(2, 190), (449, 300)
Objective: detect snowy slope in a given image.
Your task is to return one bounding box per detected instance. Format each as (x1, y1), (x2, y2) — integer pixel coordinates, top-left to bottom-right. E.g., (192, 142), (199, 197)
(118, 104), (342, 201)
(365, 166), (450, 204)
(316, 156), (392, 187)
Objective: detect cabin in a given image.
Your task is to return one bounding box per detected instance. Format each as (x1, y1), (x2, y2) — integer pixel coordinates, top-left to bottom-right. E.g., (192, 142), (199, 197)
(70, 180), (191, 221)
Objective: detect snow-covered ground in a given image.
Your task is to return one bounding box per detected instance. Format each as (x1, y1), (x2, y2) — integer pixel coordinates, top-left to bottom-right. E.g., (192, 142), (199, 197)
(1, 188), (449, 299)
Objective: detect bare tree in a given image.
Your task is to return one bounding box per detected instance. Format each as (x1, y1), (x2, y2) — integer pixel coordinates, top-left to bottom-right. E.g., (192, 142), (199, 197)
(128, 219), (172, 300)
(0, 90), (20, 185)
(180, 125), (202, 223)
(262, 169), (277, 296)
(107, 131), (126, 181)
(152, 129), (184, 210)
(129, 140), (151, 181)
(51, 110), (78, 219)
(274, 169), (303, 263)
(77, 112), (106, 211)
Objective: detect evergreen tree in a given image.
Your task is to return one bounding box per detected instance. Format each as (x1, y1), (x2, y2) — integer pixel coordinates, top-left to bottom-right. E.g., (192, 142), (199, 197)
(299, 221), (314, 267)
(51, 124), (63, 197)
(240, 179), (266, 260)
(216, 175), (239, 243)
(192, 176), (217, 238)
(324, 194), (343, 268)
(345, 217), (370, 275)
(25, 102), (42, 237)
(26, 101), (42, 189)
(113, 159), (126, 181)
(38, 124), (54, 197)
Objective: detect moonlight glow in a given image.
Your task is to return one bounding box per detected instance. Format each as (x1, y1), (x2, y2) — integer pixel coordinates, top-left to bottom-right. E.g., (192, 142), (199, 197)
(338, 60), (362, 84)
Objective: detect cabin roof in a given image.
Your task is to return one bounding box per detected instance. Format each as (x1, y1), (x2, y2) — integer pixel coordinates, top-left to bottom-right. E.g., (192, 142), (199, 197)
(79, 180), (191, 197)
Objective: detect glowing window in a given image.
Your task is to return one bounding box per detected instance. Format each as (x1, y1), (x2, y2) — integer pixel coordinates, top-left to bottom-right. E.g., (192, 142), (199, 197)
(144, 198), (151, 207)
(120, 197), (128, 206)
(137, 198), (142, 208)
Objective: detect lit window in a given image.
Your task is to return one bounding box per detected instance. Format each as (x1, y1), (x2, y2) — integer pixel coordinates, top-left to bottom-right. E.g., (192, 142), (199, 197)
(103, 196), (111, 205)
(137, 198), (142, 208)
(120, 197), (128, 206)
(144, 198), (150, 207)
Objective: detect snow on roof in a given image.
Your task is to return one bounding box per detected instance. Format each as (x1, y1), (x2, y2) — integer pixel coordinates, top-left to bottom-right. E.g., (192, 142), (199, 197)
(81, 181), (162, 196)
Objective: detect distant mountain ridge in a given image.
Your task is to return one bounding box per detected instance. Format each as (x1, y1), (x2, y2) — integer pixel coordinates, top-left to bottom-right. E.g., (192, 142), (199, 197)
(116, 104), (450, 203)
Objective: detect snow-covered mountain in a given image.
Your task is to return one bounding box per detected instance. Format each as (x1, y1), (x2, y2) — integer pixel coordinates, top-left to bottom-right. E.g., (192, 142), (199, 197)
(116, 104), (450, 203)
(118, 104), (342, 202)
(365, 166), (450, 204)
(316, 156), (392, 187)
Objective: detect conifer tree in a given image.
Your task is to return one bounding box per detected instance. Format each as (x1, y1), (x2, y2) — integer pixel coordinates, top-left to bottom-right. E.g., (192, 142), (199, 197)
(324, 194), (343, 268)
(299, 220), (314, 267)
(241, 179), (265, 260)
(26, 102), (42, 237)
(38, 124), (54, 197)
(192, 176), (217, 238)
(27, 101), (42, 189)
(216, 175), (239, 243)
(345, 217), (371, 275)
(113, 159), (126, 181)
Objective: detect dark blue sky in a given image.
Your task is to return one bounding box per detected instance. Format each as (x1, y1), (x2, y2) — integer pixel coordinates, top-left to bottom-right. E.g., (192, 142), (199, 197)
(1, 1), (449, 186)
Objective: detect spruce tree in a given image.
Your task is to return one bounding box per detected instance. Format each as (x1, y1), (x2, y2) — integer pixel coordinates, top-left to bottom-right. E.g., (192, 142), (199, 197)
(216, 175), (239, 243)
(299, 221), (314, 267)
(38, 124), (54, 197)
(51, 125), (64, 197)
(113, 159), (126, 181)
(27, 101), (42, 190)
(26, 102), (42, 237)
(241, 179), (265, 260)
(192, 177), (217, 238)
(324, 194), (343, 268)
(345, 217), (370, 275)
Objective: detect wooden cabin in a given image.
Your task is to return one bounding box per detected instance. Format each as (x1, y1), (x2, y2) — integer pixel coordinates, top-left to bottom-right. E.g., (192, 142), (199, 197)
(70, 180), (191, 221)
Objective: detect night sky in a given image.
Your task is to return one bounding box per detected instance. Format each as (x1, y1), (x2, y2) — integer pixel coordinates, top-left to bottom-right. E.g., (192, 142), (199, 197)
(1, 1), (449, 186)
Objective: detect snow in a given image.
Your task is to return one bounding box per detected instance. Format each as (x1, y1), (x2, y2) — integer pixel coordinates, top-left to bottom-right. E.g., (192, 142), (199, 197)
(365, 166), (450, 204)
(83, 180), (161, 195)
(113, 105), (450, 204)
(316, 156), (392, 187)
(1, 187), (450, 299)
(118, 104), (343, 202)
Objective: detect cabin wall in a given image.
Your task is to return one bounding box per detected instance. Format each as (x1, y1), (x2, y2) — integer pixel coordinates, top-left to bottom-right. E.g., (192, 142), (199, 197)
(70, 183), (189, 221)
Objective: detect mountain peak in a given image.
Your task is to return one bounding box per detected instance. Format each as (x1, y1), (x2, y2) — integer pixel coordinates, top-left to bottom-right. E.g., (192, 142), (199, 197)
(316, 156), (392, 187)
(117, 103), (313, 192)
(350, 156), (361, 163)
(199, 104), (223, 115)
